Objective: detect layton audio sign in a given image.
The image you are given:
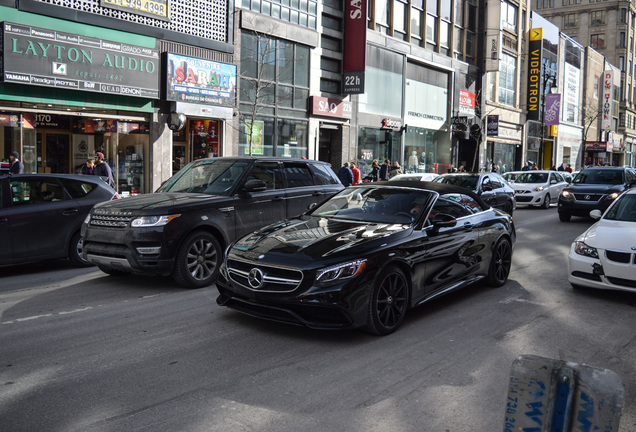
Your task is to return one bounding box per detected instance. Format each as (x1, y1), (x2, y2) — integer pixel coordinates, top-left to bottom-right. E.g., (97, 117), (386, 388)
(1, 22), (160, 99)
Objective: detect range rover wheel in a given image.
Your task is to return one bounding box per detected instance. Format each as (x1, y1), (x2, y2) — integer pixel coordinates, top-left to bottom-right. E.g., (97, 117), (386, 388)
(365, 265), (409, 336)
(486, 237), (512, 287)
(172, 231), (221, 288)
(68, 232), (93, 267)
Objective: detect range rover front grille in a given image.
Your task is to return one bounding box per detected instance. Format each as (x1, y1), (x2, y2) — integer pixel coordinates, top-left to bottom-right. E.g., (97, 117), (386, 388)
(90, 214), (133, 228)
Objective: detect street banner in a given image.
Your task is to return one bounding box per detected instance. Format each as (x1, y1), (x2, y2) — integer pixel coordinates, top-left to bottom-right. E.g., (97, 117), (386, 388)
(343, 0), (366, 94)
(487, 115), (499, 137)
(544, 93), (561, 126)
(602, 70), (614, 131)
(526, 28), (543, 121)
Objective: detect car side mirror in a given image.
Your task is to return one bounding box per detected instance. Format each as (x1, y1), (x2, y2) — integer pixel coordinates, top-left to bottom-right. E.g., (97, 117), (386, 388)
(243, 179), (267, 193)
(431, 213), (457, 230)
(589, 209), (602, 220)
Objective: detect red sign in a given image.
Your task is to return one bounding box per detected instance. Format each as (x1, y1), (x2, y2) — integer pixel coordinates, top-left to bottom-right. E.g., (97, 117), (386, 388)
(309, 96), (351, 119)
(343, 0), (367, 93)
(459, 90), (476, 108)
(585, 141), (609, 151)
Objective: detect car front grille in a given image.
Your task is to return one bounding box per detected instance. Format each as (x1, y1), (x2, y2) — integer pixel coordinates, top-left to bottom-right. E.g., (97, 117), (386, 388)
(227, 258), (303, 292)
(90, 214), (133, 228)
(605, 250), (632, 264)
(573, 193), (603, 202)
(606, 276), (636, 288)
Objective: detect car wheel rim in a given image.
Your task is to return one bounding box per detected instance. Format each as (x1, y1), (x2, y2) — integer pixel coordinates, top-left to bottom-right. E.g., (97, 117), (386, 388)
(186, 238), (217, 281)
(493, 241), (512, 283)
(376, 273), (407, 329)
(76, 237), (88, 264)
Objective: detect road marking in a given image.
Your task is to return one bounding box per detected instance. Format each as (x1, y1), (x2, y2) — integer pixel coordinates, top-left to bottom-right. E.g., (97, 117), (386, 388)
(499, 296), (545, 306)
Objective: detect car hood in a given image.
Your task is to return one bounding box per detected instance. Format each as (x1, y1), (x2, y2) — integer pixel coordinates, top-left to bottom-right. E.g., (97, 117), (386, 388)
(230, 216), (412, 262)
(578, 220), (636, 250)
(92, 192), (228, 213)
(565, 184), (626, 194)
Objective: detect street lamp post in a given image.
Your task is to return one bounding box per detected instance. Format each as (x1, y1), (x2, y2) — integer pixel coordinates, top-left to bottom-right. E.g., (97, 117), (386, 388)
(540, 70), (558, 169)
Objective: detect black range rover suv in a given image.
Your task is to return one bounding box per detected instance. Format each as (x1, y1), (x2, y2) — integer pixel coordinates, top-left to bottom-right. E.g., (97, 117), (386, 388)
(82, 157), (343, 288)
(557, 166), (636, 221)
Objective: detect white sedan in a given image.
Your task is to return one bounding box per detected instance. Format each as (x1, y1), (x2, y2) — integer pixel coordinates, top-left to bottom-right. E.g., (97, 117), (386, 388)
(511, 170), (569, 209)
(568, 188), (636, 293)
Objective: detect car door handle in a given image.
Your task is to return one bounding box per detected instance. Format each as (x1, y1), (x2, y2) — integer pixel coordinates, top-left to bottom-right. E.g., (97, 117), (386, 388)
(462, 222), (473, 231)
(272, 196), (284, 201)
(313, 191), (324, 196)
(62, 209), (79, 216)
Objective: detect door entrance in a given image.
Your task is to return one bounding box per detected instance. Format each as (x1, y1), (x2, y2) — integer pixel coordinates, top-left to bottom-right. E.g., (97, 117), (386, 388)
(37, 132), (71, 173)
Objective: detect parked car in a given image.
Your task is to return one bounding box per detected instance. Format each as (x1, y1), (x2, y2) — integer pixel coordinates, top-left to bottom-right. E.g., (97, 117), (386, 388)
(0, 174), (119, 267)
(82, 157), (344, 288)
(433, 172), (516, 215)
(557, 166), (636, 221)
(216, 181), (515, 335)
(389, 172), (439, 182)
(511, 170), (569, 209)
(502, 171), (524, 184)
(568, 188), (636, 293)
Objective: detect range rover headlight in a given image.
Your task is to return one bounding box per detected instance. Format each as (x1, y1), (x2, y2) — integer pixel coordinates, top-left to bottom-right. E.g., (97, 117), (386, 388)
(131, 215), (181, 227)
(574, 241), (598, 258)
(315, 259), (367, 286)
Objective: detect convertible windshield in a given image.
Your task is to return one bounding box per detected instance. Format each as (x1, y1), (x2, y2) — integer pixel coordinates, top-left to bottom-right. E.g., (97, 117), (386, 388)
(573, 169), (624, 185)
(604, 194), (636, 221)
(434, 174), (479, 190)
(515, 172), (548, 184)
(311, 187), (435, 224)
(156, 160), (249, 195)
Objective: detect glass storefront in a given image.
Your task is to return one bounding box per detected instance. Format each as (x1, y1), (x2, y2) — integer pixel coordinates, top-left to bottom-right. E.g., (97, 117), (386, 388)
(486, 141), (518, 173)
(403, 127), (448, 173)
(356, 127), (400, 178)
(238, 118), (308, 158)
(1, 112), (150, 194)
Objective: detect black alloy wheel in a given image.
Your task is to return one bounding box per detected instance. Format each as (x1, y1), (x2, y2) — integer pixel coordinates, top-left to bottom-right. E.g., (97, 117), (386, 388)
(504, 200), (514, 216)
(486, 237), (512, 287)
(542, 194), (551, 209)
(68, 232), (93, 267)
(366, 266), (409, 335)
(558, 212), (571, 222)
(172, 231), (221, 288)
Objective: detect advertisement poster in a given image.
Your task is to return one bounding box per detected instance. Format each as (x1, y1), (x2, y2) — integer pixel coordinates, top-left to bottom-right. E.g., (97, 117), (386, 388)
(246, 121), (264, 155)
(72, 135), (95, 172)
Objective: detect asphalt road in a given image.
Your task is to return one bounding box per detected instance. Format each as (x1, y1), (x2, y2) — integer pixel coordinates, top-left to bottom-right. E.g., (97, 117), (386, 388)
(1, 206), (635, 432)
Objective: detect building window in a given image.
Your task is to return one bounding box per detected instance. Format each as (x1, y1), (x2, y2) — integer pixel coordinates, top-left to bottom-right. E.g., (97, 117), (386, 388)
(440, 20), (450, 55)
(426, 14), (437, 49)
(564, 13), (577, 28)
(394, 0), (407, 40)
(375, 0), (390, 33)
(241, 0), (317, 30)
(621, 8), (628, 23)
(454, 26), (464, 58)
(501, 1), (517, 33)
(411, 7), (423, 42)
(620, 32), (626, 48)
(590, 10), (605, 26)
(590, 34), (605, 49)
(499, 53), (516, 107)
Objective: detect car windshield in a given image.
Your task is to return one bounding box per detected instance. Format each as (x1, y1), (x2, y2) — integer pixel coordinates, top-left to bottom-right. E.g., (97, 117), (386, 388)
(311, 187), (435, 224)
(157, 159), (249, 195)
(515, 172), (548, 184)
(573, 169), (624, 185)
(604, 194), (636, 221)
(434, 174), (479, 190)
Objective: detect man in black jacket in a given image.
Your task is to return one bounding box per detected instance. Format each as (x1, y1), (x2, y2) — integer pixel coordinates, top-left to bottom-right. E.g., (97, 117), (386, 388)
(94, 152), (114, 187)
(9, 152), (24, 174)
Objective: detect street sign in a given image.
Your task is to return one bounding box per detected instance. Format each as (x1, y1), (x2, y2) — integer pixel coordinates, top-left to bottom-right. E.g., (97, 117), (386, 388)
(503, 354), (623, 432)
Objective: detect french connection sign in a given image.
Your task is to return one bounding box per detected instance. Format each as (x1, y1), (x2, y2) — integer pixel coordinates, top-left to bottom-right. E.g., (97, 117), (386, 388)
(0, 22), (159, 99)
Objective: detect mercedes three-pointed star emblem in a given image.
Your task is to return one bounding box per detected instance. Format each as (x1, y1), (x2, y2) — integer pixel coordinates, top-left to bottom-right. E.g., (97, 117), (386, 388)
(248, 268), (264, 288)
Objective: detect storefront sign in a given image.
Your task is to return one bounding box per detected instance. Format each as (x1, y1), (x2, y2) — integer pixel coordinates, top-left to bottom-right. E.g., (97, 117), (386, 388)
(526, 28), (543, 121)
(1, 22), (159, 99)
(459, 90), (476, 115)
(585, 141), (614, 152)
(309, 96), (352, 119)
(343, 0), (366, 94)
(165, 53), (236, 107)
(34, 113), (70, 128)
(487, 115), (499, 137)
(381, 118), (402, 131)
(601, 70), (614, 131)
(0, 113), (19, 127)
(404, 79), (447, 130)
(100, 0), (169, 21)
(544, 93), (561, 126)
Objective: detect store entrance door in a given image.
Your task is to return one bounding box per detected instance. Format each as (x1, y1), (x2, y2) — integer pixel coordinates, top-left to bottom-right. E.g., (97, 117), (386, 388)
(37, 132), (71, 173)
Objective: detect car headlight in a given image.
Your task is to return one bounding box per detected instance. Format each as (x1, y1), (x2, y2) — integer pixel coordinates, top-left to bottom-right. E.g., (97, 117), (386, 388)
(607, 192), (619, 200)
(560, 190), (574, 201)
(534, 186), (545, 192)
(131, 215), (181, 227)
(574, 241), (598, 258)
(84, 214), (91, 224)
(315, 259), (367, 286)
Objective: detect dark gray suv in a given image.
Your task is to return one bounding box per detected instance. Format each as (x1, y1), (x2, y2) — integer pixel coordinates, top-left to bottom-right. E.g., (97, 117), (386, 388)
(81, 157), (343, 288)
(557, 166), (636, 221)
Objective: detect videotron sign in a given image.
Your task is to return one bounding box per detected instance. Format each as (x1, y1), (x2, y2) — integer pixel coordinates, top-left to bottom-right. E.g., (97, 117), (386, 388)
(1, 22), (160, 99)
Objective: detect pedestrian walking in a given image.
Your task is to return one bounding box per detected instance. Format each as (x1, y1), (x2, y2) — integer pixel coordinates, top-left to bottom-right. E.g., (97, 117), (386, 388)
(337, 162), (353, 186)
